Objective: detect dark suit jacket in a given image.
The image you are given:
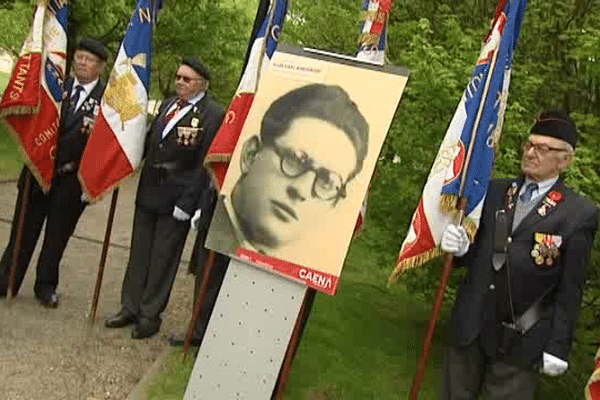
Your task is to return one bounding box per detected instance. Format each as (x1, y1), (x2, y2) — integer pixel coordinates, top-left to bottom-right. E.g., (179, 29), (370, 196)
(135, 93), (225, 215)
(450, 177), (598, 367)
(55, 77), (106, 169)
(16, 77), (106, 196)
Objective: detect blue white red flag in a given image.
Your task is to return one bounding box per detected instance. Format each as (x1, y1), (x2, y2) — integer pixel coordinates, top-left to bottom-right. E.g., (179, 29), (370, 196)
(355, 0), (392, 231)
(79, 0), (161, 202)
(0, 0), (68, 192)
(390, 0), (528, 281)
(356, 0), (391, 65)
(205, 0), (288, 187)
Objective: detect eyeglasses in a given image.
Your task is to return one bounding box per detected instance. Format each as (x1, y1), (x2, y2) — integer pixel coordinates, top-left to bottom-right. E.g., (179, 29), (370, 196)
(522, 140), (569, 155)
(271, 143), (347, 202)
(175, 74), (201, 84)
(74, 52), (100, 64)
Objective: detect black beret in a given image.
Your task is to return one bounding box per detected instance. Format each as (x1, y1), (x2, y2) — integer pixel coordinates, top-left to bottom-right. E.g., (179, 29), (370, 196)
(77, 37), (108, 61)
(530, 108), (578, 148)
(182, 57), (211, 81)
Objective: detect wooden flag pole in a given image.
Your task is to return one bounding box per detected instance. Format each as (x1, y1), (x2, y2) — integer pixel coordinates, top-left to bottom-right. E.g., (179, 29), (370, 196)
(88, 188), (119, 323)
(183, 250), (216, 357)
(8, 171), (32, 305)
(408, 40), (501, 399)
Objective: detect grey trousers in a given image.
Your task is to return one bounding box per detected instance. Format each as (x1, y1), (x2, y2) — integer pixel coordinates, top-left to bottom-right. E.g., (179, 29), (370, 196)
(441, 340), (539, 400)
(121, 206), (189, 321)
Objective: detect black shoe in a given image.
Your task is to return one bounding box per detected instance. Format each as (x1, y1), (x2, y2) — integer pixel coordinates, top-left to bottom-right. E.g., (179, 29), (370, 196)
(131, 318), (161, 339)
(168, 332), (202, 347)
(105, 311), (137, 328)
(36, 291), (59, 308)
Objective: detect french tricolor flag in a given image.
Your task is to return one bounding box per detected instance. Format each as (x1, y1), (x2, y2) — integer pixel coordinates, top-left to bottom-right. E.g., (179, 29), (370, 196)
(204, 0), (288, 188)
(79, 0), (161, 202)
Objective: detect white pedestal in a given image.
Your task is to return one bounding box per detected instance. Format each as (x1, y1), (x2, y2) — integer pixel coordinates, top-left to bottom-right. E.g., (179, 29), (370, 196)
(184, 258), (307, 399)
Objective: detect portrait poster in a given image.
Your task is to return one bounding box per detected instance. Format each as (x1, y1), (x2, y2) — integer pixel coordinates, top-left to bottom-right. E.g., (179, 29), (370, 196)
(206, 45), (408, 295)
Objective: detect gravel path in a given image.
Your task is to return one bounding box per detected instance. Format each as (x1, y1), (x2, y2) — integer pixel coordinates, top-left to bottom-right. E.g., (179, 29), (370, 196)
(0, 172), (196, 400)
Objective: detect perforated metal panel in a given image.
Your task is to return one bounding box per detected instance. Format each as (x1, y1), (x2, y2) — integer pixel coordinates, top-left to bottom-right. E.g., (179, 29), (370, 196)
(184, 258), (307, 400)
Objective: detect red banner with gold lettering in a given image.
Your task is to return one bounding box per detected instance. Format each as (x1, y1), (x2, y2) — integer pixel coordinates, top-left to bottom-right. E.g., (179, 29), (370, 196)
(0, 0), (68, 192)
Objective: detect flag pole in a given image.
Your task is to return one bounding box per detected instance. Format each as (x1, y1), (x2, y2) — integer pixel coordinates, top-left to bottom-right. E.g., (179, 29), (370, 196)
(272, 288), (316, 400)
(88, 188), (119, 323)
(7, 171), (32, 305)
(409, 43), (501, 399)
(183, 250), (216, 357)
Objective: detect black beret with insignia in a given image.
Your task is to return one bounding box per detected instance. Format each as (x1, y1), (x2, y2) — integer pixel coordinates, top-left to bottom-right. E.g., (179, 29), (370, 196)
(182, 57), (211, 81)
(77, 37), (108, 61)
(530, 108), (578, 148)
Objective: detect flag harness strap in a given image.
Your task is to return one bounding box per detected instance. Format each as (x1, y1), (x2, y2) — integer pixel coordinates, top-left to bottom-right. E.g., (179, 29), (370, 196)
(494, 209), (556, 334)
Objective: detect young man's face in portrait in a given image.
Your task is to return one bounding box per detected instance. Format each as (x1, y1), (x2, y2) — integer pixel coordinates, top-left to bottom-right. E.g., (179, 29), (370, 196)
(232, 116), (358, 250)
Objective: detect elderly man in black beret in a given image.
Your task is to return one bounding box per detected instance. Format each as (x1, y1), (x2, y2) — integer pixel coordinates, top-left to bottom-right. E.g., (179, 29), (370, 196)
(105, 57), (225, 339)
(439, 108), (598, 399)
(0, 37), (107, 307)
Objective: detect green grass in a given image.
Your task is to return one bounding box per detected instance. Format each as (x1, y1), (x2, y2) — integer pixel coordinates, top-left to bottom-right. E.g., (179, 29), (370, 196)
(145, 238), (448, 399)
(0, 71), (9, 94)
(0, 120), (22, 177)
(0, 70), (23, 177)
(143, 235), (599, 399)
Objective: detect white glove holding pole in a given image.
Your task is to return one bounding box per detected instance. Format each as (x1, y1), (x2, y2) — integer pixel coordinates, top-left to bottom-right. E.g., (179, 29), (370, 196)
(190, 209), (202, 230)
(172, 206), (190, 221)
(440, 224), (470, 257)
(541, 352), (568, 376)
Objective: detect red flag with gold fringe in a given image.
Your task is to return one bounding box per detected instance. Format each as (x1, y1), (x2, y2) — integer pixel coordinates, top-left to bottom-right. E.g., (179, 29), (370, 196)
(0, 0), (69, 192)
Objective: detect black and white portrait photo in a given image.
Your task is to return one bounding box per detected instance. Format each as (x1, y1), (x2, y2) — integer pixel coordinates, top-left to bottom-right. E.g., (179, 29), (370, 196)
(206, 46), (408, 294)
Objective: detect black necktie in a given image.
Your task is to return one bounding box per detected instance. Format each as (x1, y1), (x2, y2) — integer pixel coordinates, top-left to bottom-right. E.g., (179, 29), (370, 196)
(69, 85), (83, 115)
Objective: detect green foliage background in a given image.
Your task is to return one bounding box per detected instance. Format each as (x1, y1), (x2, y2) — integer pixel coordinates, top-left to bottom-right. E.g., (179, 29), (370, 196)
(1, 0), (599, 396)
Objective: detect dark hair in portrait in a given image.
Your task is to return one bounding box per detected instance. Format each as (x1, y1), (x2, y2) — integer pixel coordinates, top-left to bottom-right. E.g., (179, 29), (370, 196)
(259, 83), (369, 181)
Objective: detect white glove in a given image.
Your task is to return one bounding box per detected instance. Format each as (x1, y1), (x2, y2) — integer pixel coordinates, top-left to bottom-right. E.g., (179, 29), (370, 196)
(172, 206), (190, 221)
(190, 209), (202, 230)
(440, 224), (470, 257)
(541, 352), (568, 376)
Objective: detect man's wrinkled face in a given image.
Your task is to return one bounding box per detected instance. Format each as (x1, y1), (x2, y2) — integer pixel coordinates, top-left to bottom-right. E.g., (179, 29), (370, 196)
(521, 134), (572, 181)
(73, 50), (104, 84)
(232, 117), (358, 250)
(174, 65), (206, 100)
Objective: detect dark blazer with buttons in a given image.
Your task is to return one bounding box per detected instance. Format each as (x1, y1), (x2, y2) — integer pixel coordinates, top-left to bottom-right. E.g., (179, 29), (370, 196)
(55, 77), (106, 169)
(135, 93), (225, 215)
(449, 177), (598, 368)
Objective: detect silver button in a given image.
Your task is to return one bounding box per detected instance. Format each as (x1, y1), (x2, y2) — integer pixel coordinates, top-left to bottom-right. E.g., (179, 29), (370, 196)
(159, 143), (163, 149)
(489, 284), (495, 291)
(507, 237), (512, 244)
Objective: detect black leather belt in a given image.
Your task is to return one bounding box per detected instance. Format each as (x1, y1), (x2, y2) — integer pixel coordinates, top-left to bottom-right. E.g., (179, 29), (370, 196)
(149, 161), (182, 171)
(56, 161), (77, 175)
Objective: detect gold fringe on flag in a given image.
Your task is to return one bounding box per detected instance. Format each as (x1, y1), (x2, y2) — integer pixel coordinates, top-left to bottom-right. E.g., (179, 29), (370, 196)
(0, 105), (40, 118)
(388, 247), (443, 285)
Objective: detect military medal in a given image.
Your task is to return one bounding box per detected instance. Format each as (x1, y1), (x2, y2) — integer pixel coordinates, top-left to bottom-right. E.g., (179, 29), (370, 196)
(532, 232), (562, 267)
(505, 181), (519, 210)
(537, 190), (563, 217)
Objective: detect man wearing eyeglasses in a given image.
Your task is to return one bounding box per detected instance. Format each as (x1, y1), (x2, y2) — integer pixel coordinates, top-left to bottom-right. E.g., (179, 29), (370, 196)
(105, 57), (225, 340)
(439, 108), (598, 399)
(0, 38), (107, 308)
(207, 83), (369, 258)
